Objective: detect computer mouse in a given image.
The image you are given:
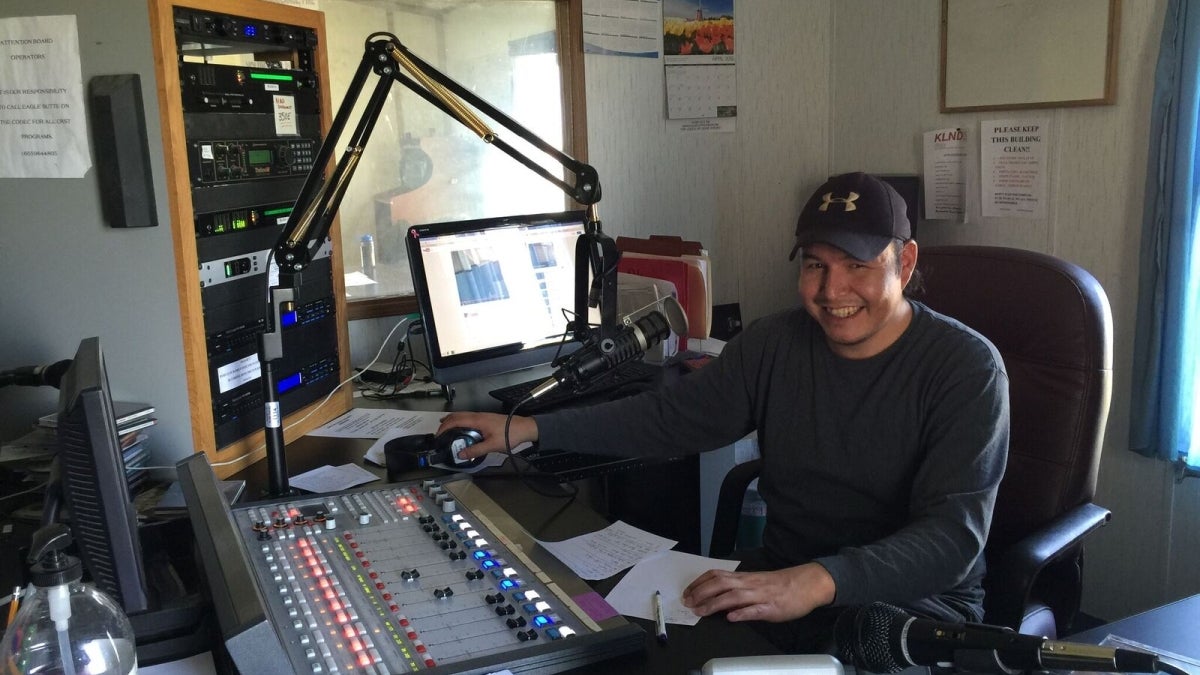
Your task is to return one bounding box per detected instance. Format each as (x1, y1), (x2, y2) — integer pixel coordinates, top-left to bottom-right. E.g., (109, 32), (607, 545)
(435, 427), (484, 466)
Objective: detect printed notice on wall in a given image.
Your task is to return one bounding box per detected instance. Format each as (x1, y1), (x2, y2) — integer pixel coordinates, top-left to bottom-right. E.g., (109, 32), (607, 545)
(923, 127), (967, 221)
(0, 15), (91, 178)
(664, 0), (736, 132)
(980, 119), (1048, 219)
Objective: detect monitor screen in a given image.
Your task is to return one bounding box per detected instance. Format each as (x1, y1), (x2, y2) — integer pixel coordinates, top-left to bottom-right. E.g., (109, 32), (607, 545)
(56, 336), (150, 614)
(406, 211), (592, 384)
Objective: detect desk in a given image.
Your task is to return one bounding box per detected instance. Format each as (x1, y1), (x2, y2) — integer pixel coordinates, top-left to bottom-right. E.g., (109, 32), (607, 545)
(1068, 594), (1200, 663)
(228, 406), (781, 673)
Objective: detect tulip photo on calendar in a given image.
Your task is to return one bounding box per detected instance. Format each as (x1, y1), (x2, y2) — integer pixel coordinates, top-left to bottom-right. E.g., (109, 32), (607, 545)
(663, 0), (735, 57)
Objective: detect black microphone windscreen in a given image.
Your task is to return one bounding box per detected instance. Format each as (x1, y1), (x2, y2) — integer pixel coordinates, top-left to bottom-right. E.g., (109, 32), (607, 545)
(834, 603), (912, 674)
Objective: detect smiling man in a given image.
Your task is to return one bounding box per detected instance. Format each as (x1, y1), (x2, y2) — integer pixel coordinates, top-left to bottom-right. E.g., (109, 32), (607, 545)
(439, 172), (1010, 653)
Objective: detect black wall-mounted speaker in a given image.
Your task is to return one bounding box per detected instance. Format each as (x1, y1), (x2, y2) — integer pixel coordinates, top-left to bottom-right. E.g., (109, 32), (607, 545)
(89, 74), (157, 228)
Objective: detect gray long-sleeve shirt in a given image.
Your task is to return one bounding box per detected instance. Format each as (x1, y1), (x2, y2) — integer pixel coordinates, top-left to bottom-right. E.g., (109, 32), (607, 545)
(536, 301), (1009, 621)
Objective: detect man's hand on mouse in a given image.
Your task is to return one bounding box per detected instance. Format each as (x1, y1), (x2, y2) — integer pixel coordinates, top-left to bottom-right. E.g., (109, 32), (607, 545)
(437, 412), (538, 457)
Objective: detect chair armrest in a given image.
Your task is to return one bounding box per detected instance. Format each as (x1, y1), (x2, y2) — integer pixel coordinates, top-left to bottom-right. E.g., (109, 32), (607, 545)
(709, 459), (762, 559)
(985, 502), (1111, 630)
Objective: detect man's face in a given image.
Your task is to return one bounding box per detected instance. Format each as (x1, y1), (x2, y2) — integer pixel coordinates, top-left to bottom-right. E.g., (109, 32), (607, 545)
(798, 240), (917, 359)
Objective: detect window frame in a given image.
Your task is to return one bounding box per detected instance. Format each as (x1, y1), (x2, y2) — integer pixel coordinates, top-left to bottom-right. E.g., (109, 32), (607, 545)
(345, 0), (588, 321)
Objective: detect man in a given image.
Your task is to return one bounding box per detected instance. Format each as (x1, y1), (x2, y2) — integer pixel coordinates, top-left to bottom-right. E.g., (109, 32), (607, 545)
(439, 172), (1010, 652)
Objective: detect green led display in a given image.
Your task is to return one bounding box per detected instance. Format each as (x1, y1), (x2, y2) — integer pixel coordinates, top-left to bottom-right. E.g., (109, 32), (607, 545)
(250, 72), (294, 82)
(247, 149), (272, 165)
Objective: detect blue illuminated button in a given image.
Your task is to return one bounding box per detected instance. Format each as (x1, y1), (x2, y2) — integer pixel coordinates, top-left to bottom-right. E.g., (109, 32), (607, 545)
(532, 615), (555, 627)
(473, 550), (492, 560)
(499, 579), (522, 590)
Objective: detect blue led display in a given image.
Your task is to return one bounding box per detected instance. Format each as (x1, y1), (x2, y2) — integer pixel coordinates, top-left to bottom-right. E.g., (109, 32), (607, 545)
(278, 372), (303, 394)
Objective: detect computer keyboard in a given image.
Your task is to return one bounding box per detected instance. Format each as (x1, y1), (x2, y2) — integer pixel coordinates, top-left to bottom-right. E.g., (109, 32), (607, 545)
(518, 449), (645, 482)
(488, 359), (662, 414)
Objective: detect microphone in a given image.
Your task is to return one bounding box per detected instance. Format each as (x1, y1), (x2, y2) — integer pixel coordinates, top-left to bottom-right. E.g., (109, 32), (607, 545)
(0, 359), (73, 389)
(528, 296), (688, 400)
(835, 602), (1163, 674)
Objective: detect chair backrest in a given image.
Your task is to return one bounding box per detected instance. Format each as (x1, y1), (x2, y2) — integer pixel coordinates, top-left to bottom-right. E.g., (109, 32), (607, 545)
(915, 246), (1113, 552)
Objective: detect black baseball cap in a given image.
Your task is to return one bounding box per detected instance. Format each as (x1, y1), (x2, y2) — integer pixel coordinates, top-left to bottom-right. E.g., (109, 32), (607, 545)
(789, 172), (911, 261)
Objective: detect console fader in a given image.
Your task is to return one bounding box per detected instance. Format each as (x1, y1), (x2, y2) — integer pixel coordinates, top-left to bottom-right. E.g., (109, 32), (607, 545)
(178, 455), (644, 674)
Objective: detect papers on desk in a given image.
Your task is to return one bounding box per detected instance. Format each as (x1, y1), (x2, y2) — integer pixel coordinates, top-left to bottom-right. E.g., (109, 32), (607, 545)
(605, 551), (740, 626)
(308, 408), (511, 472)
(532, 520), (740, 625)
(534, 520), (677, 580)
(310, 408), (444, 440)
(289, 463), (380, 493)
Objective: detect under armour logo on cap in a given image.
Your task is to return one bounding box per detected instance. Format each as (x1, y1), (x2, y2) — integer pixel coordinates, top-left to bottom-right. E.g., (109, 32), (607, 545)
(819, 191), (860, 212)
(789, 172), (911, 262)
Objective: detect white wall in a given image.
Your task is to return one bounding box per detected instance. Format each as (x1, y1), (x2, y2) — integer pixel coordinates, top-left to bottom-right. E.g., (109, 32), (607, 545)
(584, 0), (832, 324)
(0, 0), (192, 468)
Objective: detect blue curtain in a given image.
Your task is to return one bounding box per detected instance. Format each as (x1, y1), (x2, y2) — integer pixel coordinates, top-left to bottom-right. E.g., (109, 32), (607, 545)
(1130, 0), (1200, 467)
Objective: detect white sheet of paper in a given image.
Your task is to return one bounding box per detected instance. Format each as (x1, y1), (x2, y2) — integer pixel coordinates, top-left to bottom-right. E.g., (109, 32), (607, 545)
(605, 550), (740, 625)
(289, 463), (379, 493)
(535, 520), (677, 580)
(311, 408), (444, 439)
(0, 15), (92, 178)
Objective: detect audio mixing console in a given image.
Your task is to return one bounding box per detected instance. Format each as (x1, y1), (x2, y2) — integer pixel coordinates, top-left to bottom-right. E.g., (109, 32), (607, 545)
(177, 455), (644, 673)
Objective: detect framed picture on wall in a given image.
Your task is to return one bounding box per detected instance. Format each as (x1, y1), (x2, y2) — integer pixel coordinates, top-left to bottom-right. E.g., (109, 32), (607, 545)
(939, 0), (1120, 113)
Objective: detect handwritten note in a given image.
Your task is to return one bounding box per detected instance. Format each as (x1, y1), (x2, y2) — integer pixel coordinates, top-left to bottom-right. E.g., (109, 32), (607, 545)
(605, 550), (740, 625)
(534, 520), (676, 580)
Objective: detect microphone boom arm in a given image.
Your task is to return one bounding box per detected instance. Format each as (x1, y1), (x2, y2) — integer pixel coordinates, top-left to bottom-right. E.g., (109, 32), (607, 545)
(257, 32), (618, 496)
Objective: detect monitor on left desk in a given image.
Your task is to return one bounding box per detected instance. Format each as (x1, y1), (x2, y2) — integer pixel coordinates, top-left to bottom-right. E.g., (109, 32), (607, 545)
(55, 336), (150, 614)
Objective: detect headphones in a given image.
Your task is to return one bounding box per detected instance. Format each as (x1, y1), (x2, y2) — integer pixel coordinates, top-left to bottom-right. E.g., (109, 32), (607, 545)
(384, 427), (484, 481)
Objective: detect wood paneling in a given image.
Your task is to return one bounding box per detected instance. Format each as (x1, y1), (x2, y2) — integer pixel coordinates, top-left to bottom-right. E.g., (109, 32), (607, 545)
(147, 0), (352, 477)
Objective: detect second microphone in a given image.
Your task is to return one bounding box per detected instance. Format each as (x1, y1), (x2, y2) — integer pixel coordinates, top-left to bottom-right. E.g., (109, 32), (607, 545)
(528, 296), (688, 400)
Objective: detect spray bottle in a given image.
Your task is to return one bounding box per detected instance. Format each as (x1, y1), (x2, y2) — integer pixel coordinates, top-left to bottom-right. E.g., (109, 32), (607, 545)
(0, 523), (137, 674)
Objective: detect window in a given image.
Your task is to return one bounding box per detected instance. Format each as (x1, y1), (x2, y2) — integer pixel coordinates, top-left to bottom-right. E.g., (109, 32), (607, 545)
(320, 0), (587, 320)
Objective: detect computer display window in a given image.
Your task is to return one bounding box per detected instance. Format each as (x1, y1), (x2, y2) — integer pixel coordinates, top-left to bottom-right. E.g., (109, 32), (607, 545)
(414, 219), (585, 359)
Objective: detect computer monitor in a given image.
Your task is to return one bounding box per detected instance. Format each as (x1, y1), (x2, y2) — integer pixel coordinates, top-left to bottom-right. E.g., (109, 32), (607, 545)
(56, 336), (151, 614)
(406, 210), (593, 384)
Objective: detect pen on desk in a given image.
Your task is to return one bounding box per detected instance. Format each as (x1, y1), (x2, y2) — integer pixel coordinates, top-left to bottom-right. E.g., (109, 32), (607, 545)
(654, 590), (668, 643)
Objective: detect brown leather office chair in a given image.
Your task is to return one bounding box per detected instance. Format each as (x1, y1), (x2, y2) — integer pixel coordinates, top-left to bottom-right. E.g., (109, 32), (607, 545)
(710, 245), (1113, 638)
